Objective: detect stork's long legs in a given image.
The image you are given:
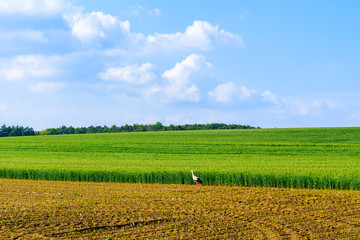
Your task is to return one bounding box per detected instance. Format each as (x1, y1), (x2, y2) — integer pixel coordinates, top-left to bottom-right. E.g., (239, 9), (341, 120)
(195, 182), (202, 191)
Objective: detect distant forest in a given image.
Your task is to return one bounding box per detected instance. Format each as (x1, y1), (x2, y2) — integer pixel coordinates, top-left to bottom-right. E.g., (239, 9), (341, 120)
(0, 123), (259, 137)
(0, 125), (35, 137)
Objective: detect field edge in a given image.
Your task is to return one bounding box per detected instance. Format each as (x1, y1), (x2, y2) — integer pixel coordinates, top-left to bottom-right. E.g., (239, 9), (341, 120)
(1, 169), (360, 190)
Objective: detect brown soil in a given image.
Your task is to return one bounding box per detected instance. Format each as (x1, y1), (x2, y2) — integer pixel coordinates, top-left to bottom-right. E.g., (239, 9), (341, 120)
(1, 178), (360, 239)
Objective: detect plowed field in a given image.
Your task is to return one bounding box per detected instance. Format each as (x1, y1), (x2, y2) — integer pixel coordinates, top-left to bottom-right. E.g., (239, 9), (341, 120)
(1, 178), (360, 239)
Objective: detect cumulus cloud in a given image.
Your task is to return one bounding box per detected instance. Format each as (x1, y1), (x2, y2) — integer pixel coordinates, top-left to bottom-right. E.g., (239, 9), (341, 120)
(0, 55), (57, 81)
(239, 86), (254, 99)
(145, 21), (243, 51)
(0, 0), (72, 16)
(208, 82), (237, 102)
(162, 54), (212, 102)
(101, 20), (243, 54)
(63, 11), (130, 44)
(13, 2), (241, 52)
(99, 62), (156, 85)
(163, 54), (212, 83)
(208, 83), (255, 103)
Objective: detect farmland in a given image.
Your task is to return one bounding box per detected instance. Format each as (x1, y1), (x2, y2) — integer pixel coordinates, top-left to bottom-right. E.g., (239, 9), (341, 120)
(2, 178), (360, 239)
(1, 127), (360, 189)
(1, 127), (360, 239)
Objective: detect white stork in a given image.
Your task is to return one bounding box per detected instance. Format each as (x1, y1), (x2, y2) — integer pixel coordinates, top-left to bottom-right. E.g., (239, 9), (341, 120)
(191, 170), (203, 190)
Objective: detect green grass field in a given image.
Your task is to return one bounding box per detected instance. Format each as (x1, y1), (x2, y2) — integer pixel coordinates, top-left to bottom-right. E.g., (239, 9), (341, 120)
(1, 127), (360, 189)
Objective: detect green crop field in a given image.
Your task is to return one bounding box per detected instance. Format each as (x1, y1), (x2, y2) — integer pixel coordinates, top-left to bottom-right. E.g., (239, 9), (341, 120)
(1, 127), (360, 189)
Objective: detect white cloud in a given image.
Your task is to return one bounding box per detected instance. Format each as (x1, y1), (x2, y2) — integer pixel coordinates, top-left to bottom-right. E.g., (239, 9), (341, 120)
(163, 82), (201, 102)
(162, 54), (212, 84)
(100, 62), (156, 85)
(91, 20), (243, 54)
(128, 4), (144, 16)
(145, 21), (243, 51)
(0, 0), (72, 16)
(287, 99), (313, 116)
(294, 102), (309, 116)
(141, 86), (162, 101)
(162, 54), (212, 102)
(261, 90), (279, 105)
(121, 4), (161, 17)
(0, 103), (6, 111)
(281, 98), (344, 116)
(63, 11), (130, 44)
(259, 92), (335, 116)
(148, 8), (161, 16)
(239, 86), (254, 99)
(208, 83), (255, 103)
(28, 81), (65, 92)
(0, 55), (57, 81)
(204, 82), (345, 120)
(208, 82), (237, 102)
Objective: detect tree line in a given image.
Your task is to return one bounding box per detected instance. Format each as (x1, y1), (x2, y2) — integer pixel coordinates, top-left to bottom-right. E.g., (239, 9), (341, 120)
(0, 122), (259, 137)
(0, 125), (35, 137)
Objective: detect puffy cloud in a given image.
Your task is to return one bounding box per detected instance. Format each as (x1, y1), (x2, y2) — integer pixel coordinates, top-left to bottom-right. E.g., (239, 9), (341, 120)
(239, 86), (253, 99)
(208, 82), (237, 102)
(162, 54), (212, 84)
(208, 83), (255, 103)
(0, 1), (243, 54)
(61, 10), (242, 52)
(0, 54), (65, 93)
(99, 62), (156, 85)
(162, 54), (212, 102)
(145, 21), (243, 51)
(0, 55), (57, 81)
(0, 0), (72, 16)
(102, 54), (214, 103)
(63, 11), (130, 44)
(101, 20), (243, 55)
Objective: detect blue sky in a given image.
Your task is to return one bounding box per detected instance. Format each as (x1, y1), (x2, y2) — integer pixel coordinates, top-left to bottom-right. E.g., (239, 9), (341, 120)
(0, 0), (359, 130)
